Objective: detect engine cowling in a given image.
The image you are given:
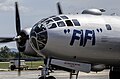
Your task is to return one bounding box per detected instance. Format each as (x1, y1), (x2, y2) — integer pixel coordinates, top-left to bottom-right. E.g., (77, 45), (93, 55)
(23, 40), (39, 57)
(16, 28), (39, 57)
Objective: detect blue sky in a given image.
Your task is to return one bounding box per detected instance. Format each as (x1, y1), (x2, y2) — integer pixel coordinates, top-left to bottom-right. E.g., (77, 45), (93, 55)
(0, 0), (120, 48)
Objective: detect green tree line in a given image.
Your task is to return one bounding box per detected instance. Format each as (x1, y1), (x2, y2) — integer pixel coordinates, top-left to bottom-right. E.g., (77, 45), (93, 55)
(0, 46), (42, 62)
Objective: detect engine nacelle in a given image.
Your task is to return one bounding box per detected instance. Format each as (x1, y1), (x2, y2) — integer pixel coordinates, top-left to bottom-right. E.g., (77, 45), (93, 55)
(16, 28), (39, 57)
(23, 40), (39, 57)
(91, 64), (105, 72)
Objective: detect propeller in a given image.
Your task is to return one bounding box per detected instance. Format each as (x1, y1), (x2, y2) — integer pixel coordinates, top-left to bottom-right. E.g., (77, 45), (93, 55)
(57, 2), (63, 14)
(0, 2), (28, 76)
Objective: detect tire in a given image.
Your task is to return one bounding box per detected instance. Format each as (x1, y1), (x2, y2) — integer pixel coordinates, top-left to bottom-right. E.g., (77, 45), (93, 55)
(47, 76), (56, 79)
(109, 70), (120, 79)
(10, 65), (16, 71)
(38, 76), (45, 79)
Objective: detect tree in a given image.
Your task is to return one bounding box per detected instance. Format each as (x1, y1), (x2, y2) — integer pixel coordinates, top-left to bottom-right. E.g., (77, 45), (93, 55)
(0, 46), (42, 61)
(0, 46), (10, 58)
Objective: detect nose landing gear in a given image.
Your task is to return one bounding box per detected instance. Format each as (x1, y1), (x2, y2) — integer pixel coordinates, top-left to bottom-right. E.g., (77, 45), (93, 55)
(38, 58), (81, 79)
(38, 58), (56, 79)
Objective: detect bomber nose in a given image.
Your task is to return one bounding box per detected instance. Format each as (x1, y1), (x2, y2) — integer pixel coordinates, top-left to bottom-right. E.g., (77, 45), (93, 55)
(30, 23), (48, 51)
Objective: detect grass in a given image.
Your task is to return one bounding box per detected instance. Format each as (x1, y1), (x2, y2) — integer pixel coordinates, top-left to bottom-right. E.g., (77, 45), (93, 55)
(26, 61), (44, 69)
(0, 62), (9, 69)
(0, 61), (44, 69)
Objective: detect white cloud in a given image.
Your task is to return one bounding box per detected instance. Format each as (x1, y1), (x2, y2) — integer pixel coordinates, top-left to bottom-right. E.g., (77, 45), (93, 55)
(0, 0), (29, 12)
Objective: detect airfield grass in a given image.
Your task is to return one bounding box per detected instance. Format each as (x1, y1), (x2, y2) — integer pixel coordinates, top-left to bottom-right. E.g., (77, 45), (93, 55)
(0, 62), (9, 69)
(0, 61), (44, 69)
(26, 61), (44, 69)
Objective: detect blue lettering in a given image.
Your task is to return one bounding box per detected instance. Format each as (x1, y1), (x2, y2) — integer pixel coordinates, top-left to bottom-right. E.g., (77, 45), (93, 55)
(92, 30), (95, 45)
(83, 30), (92, 47)
(70, 30), (81, 46)
(80, 30), (83, 46)
(70, 29), (96, 47)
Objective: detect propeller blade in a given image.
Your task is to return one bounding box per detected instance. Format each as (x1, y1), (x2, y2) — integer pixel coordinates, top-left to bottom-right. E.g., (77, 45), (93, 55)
(15, 2), (21, 36)
(18, 51), (21, 76)
(57, 2), (63, 14)
(0, 37), (14, 43)
(15, 2), (21, 76)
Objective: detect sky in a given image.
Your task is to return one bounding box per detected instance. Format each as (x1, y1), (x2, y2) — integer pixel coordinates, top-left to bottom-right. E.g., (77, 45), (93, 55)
(0, 0), (120, 48)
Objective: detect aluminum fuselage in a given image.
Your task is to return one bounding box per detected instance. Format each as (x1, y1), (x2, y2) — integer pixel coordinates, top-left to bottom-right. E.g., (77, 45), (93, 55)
(31, 14), (120, 65)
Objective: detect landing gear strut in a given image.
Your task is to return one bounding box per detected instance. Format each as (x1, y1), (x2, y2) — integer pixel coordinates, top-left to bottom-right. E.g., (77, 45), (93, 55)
(109, 67), (120, 79)
(39, 58), (56, 79)
(39, 58), (80, 79)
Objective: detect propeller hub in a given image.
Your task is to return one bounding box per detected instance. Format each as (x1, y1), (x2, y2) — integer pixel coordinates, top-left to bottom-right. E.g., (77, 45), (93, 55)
(16, 31), (29, 52)
(14, 35), (21, 42)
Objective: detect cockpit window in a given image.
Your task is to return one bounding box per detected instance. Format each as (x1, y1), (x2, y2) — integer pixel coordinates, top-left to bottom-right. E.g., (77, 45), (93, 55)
(52, 17), (61, 21)
(49, 15), (56, 18)
(72, 19), (80, 26)
(60, 16), (69, 19)
(33, 23), (46, 33)
(39, 18), (48, 23)
(65, 20), (73, 26)
(45, 19), (53, 25)
(57, 21), (66, 27)
(106, 24), (112, 30)
(48, 23), (57, 29)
